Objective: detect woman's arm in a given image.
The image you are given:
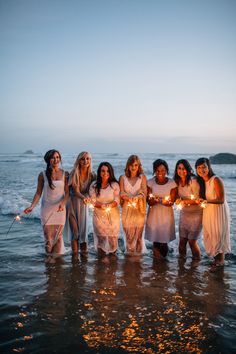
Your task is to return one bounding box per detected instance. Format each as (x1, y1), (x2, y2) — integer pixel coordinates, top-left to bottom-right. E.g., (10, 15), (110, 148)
(119, 175), (130, 201)
(24, 172), (44, 214)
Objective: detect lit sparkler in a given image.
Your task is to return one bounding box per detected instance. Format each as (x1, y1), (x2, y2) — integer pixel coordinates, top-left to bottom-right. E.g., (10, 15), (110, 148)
(5, 214), (21, 237)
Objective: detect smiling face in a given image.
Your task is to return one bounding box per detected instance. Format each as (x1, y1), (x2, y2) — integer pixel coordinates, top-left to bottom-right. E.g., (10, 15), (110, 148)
(155, 164), (167, 182)
(80, 153), (91, 168)
(50, 152), (61, 168)
(177, 163), (187, 180)
(196, 162), (209, 180)
(128, 160), (139, 176)
(100, 165), (110, 181)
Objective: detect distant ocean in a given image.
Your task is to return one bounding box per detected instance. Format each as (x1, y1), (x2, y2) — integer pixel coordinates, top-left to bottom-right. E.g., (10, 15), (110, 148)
(0, 152), (235, 353)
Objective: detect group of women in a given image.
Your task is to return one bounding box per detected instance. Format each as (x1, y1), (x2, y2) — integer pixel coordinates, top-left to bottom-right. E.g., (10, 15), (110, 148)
(24, 150), (231, 270)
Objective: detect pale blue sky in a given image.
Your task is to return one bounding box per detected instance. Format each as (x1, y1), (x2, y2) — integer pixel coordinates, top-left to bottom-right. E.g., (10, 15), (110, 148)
(1, 0), (236, 153)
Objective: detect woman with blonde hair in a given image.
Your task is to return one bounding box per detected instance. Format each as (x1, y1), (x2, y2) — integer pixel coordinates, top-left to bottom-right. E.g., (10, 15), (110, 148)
(119, 155), (147, 255)
(68, 152), (96, 255)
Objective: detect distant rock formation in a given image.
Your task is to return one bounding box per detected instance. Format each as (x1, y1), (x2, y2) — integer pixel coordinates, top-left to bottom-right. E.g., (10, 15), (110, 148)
(210, 153), (236, 164)
(24, 150), (34, 154)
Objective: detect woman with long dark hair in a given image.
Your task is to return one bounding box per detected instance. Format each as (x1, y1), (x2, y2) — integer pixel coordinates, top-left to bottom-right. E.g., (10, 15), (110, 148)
(119, 155), (147, 255)
(173, 159), (202, 259)
(89, 162), (120, 256)
(68, 152), (96, 256)
(24, 149), (69, 258)
(195, 157), (230, 270)
(145, 159), (177, 259)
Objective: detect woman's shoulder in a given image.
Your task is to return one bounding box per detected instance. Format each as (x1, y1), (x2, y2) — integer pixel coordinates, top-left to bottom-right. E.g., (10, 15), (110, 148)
(111, 181), (120, 188)
(147, 176), (155, 184)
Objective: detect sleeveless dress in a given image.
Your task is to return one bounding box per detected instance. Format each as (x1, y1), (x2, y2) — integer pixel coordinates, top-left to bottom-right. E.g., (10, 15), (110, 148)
(203, 176), (231, 257)
(68, 172), (96, 243)
(178, 178), (202, 240)
(121, 175), (147, 254)
(145, 177), (176, 243)
(41, 171), (66, 254)
(89, 182), (120, 254)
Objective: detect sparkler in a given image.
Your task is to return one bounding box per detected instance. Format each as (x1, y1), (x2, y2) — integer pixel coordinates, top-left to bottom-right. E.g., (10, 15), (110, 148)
(5, 214), (22, 237)
(164, 196), (170, 201)
(200, 201), (207, 208)
(176, 203), (183, 211)
(190, 194), (195, 200)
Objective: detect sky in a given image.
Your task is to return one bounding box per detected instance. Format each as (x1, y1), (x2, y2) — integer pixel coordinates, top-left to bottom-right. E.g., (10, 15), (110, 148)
(0, 0), (236, 154)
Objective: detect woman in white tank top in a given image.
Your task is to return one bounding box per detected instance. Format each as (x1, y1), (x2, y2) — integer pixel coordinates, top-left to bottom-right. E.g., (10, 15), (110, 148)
(24, 149), (69, 260)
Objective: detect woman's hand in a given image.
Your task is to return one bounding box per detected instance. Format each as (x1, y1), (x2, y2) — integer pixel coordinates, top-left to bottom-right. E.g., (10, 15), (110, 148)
(57, 203), (64, 212)
(24, 206), (34, 214)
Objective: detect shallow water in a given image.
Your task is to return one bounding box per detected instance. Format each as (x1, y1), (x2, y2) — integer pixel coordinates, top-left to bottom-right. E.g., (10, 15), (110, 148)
(0, 153), (236, 353)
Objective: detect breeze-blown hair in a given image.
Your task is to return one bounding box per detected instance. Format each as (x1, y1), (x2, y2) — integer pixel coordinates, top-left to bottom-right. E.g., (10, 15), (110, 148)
(153, 159), (169, 175)
(195, 157), (215, 199)
(44, 149), (61, 189)
(125, 155), (144, 178)
(69, 151), (93, 189)
(173, 159), (195, 186)
(95, 162), (118, 196)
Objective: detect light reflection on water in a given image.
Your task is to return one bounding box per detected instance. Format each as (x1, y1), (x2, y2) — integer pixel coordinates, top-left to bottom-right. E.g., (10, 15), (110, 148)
(2, 253), (234, 354)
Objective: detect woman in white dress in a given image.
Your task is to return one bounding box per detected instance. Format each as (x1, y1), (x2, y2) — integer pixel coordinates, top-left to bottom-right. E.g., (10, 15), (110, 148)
(195, 157), (230, 269)
(24, 149), (69, 258)
(89, 162), (120, 256)
(145, 159), (177, 259)
(119, 155), (147, 255)
(68, 152), (96, 256)
(173, 159), (202, 259)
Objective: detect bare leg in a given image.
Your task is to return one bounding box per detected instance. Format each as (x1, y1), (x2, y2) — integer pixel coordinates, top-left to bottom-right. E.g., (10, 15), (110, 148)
(214, 252), (224, 265)
(189, 239), (201, 260)
(179, 237), (188, 258)
(80, 242), (88, 255)
(153, 242), (162, 259)
(71, 240), (79, 255)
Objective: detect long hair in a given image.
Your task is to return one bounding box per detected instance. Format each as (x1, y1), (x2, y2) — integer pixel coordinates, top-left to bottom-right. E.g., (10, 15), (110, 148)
(44, 149), (61, 189)
(153, 159), (169, 175)
(125, 155), (143, 178)
(173, 159), (195, 186)
(69, 151), (93, 189)
(195, 157), (215, 199)
(95, 162), (118, 196)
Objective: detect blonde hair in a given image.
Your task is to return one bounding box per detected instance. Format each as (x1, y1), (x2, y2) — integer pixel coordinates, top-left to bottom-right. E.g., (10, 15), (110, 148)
(69, 152), (93, 188)
(125, 155), (143, 178)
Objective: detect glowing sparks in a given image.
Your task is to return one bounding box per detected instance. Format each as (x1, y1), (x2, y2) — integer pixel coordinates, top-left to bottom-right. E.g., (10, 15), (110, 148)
(105, 207), (111, 213)
(6, 214), (22, 236)
(88, 203), (94, 210)
(164, 196), (170, 202)
(190, 194), (195, 200)
(177, 203), (183, 211)
(200, 201), (207, 208)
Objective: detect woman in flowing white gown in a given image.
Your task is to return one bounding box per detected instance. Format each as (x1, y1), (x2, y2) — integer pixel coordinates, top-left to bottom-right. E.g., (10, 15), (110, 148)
(24, 149), (69, 259)
(195, 157), (230, 270)
(173, 159), (202, 259)
(68, 152), (96, 256)
(145, 159), (177, 259)
(119, 155), (147, 255)
(89, 162), (120, 256)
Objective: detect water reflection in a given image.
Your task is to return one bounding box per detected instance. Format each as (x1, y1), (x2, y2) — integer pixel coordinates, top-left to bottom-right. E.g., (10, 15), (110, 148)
(8, 255), (235, 353)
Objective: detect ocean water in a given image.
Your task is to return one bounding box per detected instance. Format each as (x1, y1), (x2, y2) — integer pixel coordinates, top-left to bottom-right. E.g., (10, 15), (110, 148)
(0, 152), (236, 353)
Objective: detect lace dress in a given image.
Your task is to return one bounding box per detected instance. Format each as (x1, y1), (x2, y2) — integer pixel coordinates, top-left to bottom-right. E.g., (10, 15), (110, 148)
(41, 171), (66, 254)
(89, 182), (120, 254)
(121, 175), (147, 254)
(203, 176), (231, 256)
